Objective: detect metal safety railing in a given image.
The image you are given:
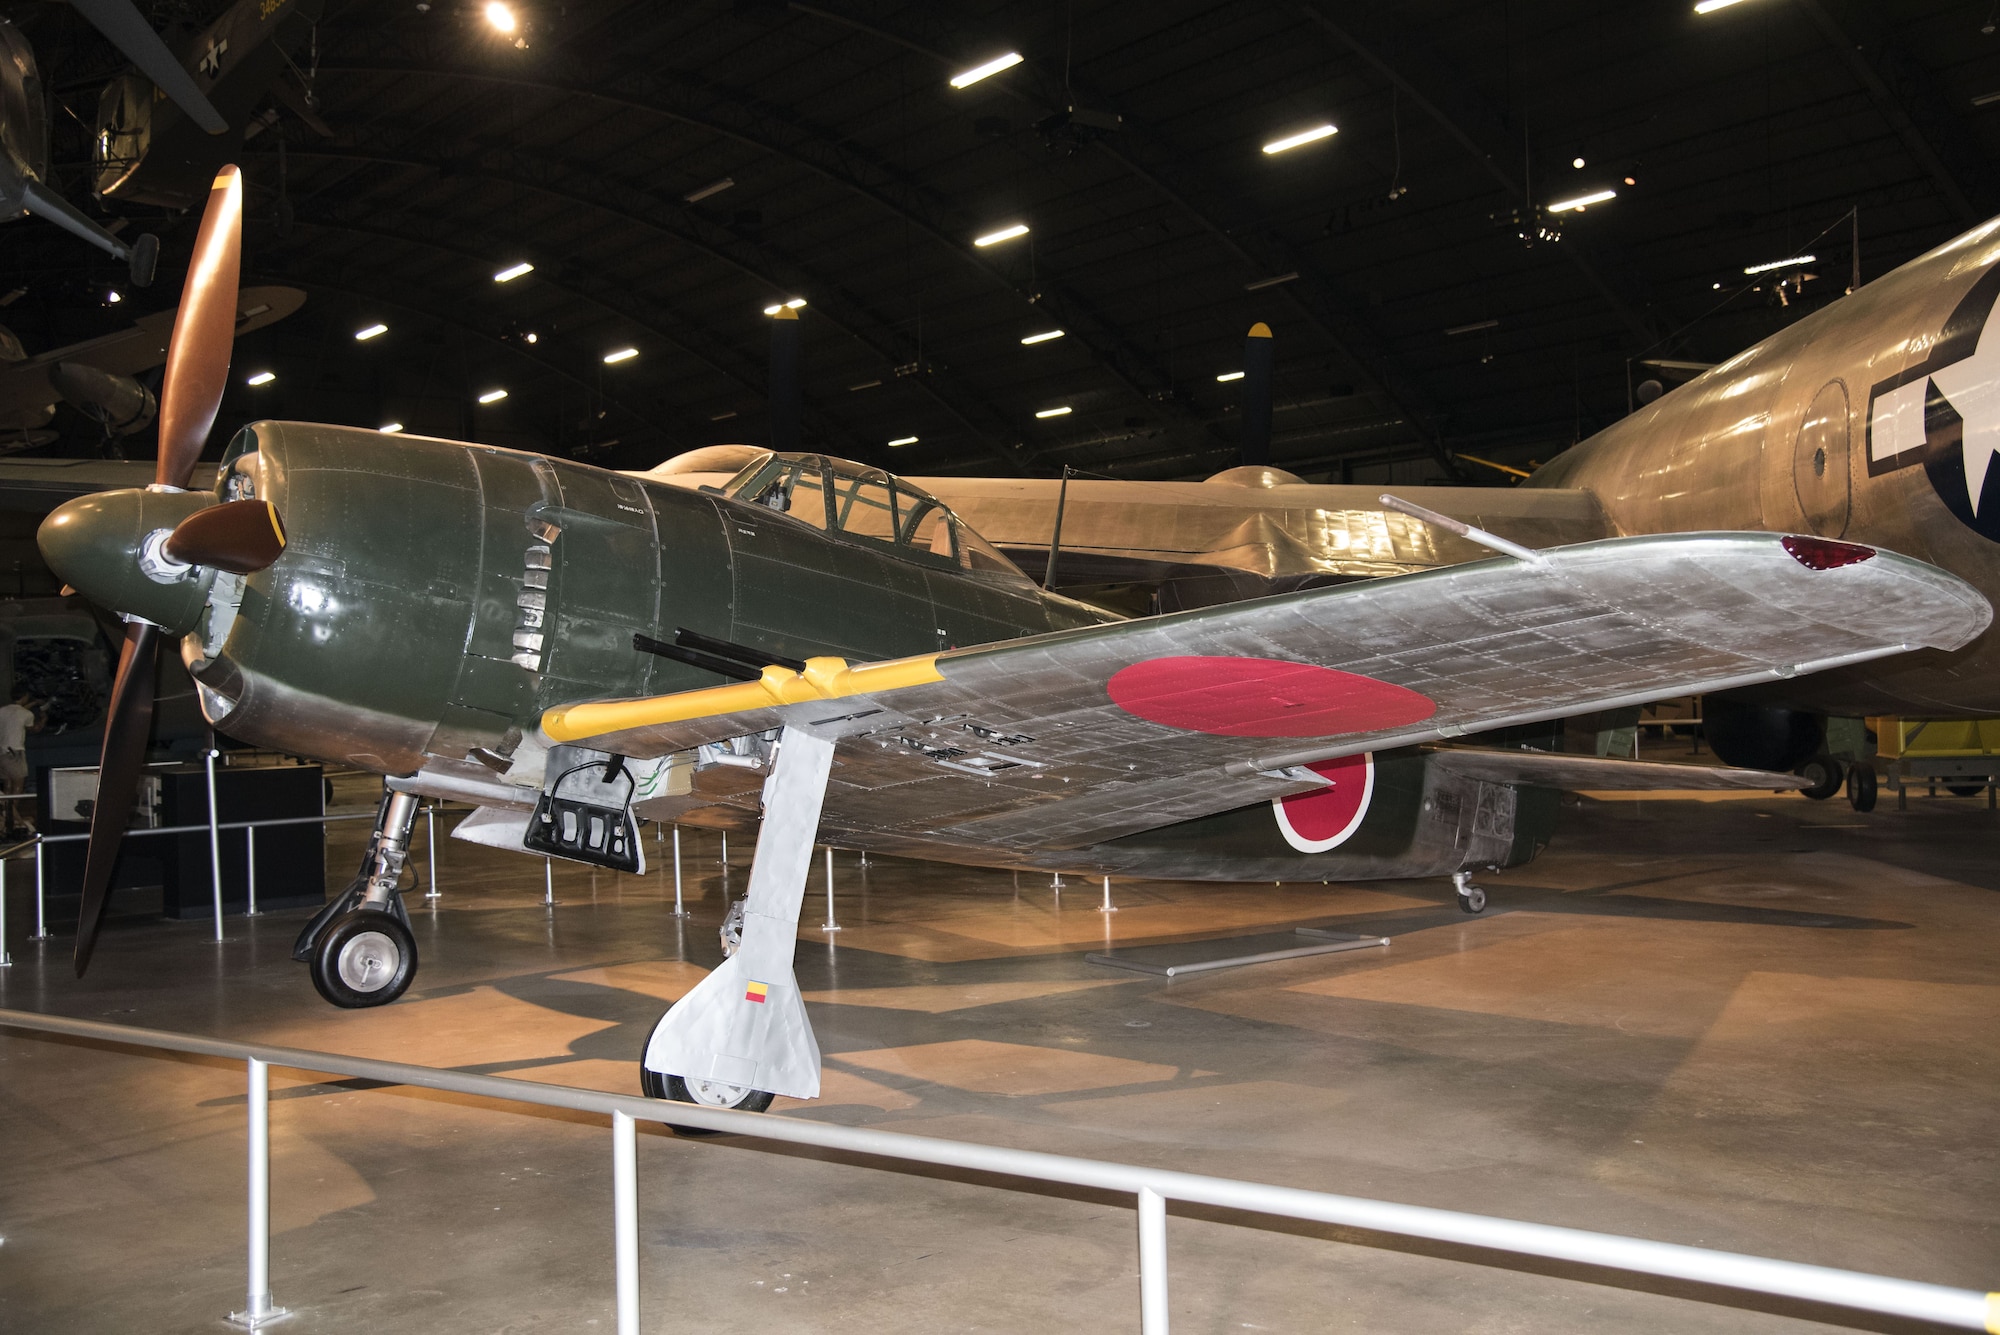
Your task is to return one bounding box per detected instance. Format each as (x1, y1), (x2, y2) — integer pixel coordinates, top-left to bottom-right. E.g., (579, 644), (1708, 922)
(0, 1009), (1991, 1333)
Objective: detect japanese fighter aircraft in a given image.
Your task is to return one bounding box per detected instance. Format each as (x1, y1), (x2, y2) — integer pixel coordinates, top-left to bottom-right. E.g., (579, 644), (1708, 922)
(32, 164), (1990, 1116)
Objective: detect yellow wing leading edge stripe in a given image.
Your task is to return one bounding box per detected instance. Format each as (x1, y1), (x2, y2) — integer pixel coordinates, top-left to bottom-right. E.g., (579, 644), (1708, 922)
(541, 653), (944, 744)
(1986, 1290), (1998, 1334)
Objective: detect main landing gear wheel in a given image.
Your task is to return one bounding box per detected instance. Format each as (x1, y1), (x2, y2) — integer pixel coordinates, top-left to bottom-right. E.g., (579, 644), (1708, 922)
(1846, 763), (1878, 813)
(1452, 870), (1487, 915)
(637, 1016), (774, 1135)
(309, 910), (417, 1008)
(1795, 755), (1845, 801)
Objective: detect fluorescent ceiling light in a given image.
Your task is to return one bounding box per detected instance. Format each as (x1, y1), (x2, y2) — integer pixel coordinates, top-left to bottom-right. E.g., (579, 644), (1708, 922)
(1262, 124), (1337, 155)
(379, 423), (403, 434)
(478, 388), (508, 404)
(1547, 189), (1616, 213)
(1034, 406), (1071, 419)
(1445, 319), (1500, 336)
(485, 1), (516, 32)
(354, 323), (388, 341)
(761, 298), (808, 315)
(1693, 0), (1751, 11)
(684, 177), (735, 203)
(848, 380), (881, 391)
(1020, 329), (1065, 345)
(950, 52), (1023, 89)
(1216, 370), (1245, 382)
(710, 410), (738, 421)
(493, 261), (534, 282)
(603, 347), (639, 364)
(1244, 272), (1298, 291)
(1972, 90), (2000, 107)
(1744, 254), (1815, 275)
(245, 371), (275, 386)
(974, 223), (1030, 247)
(888, 435), (919, 447)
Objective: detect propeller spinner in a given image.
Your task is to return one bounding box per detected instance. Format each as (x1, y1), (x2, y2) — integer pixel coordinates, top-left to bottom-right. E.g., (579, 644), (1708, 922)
(35, 165), (286, 976)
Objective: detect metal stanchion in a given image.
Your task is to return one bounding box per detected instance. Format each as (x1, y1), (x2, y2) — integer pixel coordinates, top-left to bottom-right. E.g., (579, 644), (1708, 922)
(227, 1058), (285, 1328)
(1137, 1185), (1167, 1334)
(543, 857), (557, 907)
(206, 748), (225, 943)
(1098, 874), (1118, 914)
(1, 856), (11, 967)
(613, 1110), (639, 1335)
(31, 836), (45, 940)
(669, 827), (688, 918)
(821, 846), (840, 932)
(244, 826), (258, 916)
(720, 830), (728, 864)
(424, 805), (440, 901)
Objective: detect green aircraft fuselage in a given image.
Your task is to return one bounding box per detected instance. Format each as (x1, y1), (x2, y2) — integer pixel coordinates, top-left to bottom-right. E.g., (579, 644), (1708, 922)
(40, 421), (1557, 881)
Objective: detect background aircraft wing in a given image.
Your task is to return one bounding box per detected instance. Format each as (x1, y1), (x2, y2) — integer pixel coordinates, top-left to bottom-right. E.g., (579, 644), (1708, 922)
(544, 532), (1986, 851)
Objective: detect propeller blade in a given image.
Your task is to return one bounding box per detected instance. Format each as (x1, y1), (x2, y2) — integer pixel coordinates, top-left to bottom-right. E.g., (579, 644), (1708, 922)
(68, 0), (229, 135)
(163, 499), (286, 574)
(155, 165), (243, 491)
(73, 621), (161, 978)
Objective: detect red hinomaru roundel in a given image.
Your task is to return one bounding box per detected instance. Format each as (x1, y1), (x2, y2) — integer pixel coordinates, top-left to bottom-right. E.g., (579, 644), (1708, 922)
(1272, 753), (1374, 853)
(1106, 656), (1435, 738)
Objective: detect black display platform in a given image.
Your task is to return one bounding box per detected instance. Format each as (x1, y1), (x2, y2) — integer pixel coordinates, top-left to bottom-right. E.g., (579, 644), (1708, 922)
(40, 763), (327, 923)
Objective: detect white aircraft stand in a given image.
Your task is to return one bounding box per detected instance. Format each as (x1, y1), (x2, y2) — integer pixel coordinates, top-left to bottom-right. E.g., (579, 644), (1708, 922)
(642, 725), (831, 1100)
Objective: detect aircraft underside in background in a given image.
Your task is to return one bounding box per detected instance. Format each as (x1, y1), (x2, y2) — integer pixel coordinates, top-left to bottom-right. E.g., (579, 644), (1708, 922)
(31, 163), (1992, 1118)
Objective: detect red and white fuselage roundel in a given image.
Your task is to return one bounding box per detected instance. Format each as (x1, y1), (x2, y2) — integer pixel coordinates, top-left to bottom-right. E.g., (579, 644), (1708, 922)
(1272, 753), (1374, 853)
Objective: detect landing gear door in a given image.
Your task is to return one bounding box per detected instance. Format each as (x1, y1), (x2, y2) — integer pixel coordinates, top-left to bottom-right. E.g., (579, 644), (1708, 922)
(524, 744), (651, 874)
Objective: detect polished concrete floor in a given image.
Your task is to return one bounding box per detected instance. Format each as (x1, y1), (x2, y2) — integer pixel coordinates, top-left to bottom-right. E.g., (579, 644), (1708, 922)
(0, 776), (1996, 1333)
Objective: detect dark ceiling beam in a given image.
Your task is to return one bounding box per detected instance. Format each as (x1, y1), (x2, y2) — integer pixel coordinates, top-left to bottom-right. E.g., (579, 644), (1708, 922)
(1791, 0), (1997, 224)
(268, 207), (873, 454)
(256, 141), (1034, 473)
(308, 55), (1209, 453)
(780, 2), (1458, 477)
(1294, 1), (1662, 350)
(242, 267), (678, 455)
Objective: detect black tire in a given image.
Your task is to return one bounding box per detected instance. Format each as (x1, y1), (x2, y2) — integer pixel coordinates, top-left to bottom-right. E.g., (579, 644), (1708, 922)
(1945, 783), (1984, 798)
(1457, 886), (1487, 914)
(1846, 764), (1878, 813)
(309, 909), (417, 1008)
(1795, 755), (1844, 801)
(636, 1023), (773, 1132)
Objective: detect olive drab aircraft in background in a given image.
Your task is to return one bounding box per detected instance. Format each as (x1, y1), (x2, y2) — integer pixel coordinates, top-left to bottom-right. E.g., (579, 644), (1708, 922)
(34, 163), (1991, 1118)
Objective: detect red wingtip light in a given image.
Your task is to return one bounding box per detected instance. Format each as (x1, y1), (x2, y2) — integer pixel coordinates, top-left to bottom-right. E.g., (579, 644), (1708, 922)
(1782, 535), (1875, 570)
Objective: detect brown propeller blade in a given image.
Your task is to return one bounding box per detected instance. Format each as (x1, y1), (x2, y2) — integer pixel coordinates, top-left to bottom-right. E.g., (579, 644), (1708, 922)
(154, 164), (242, 491)
(73, 620), (160, 977)
(163, 499), (286, 574)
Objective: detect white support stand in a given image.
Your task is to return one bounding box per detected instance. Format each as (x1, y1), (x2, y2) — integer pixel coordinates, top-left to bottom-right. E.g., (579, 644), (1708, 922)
(669, 827), (689, 918)
(720, 830), (728, 864)
(820, 846), (840, 933)
(206, 748), (225, 944)
(226, 1058), (287, 1328)
(1098, 874), (1118, 913)
(642, 725), (832, 1100)
(423, 805), (440, 901)
(30, 837), (46, 941)
(543, 858), (558, 907)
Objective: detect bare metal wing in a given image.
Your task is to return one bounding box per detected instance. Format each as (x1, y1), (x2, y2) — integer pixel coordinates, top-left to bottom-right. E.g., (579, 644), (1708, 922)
(1423, 747), (1807, 791)
(544, 532), (1986, 851)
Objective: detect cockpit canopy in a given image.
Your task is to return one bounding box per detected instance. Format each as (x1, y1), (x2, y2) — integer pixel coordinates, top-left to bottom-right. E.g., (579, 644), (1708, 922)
(720, 451), (1035, 588)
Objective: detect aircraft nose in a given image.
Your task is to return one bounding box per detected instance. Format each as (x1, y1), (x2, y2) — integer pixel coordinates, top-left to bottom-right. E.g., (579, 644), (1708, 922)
(39, 488), (215, 633)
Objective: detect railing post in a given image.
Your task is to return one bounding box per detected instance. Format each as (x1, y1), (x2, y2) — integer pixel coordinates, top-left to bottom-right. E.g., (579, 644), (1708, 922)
(31, 834), (46, 940)
(1, 855), (11, 967)
(1098, 874), (1118, 913)
(244, 826), (259, 916)
(613, 1110), (639, 1335)
(544, 857), (557, 907)
(424, 804), (440, 901)
(206, 748), (225, 943)
(228, 1057), (286, 1328)
(1137, 1185), (1168, 1333)
(669, 827), (688, 918)
(821, 846), (840, 932)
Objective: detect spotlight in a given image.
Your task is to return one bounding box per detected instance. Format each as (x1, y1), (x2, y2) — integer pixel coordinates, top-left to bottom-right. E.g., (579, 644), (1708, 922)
(484, 1), (517, 33)
(1572, 156), (1586, 169)
(761, 298), (808, 314)
(105, 290), (121, 304)
(974, 223), (1030, 247)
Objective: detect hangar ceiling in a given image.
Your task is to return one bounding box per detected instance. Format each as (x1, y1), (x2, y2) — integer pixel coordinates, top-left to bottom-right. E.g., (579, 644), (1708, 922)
(7, 0), (2000, 484)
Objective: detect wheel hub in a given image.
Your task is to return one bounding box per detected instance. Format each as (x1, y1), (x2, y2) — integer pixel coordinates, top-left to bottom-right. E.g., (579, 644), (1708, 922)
(684, 1075), (753, 1107)
(336, 929), (399, 992)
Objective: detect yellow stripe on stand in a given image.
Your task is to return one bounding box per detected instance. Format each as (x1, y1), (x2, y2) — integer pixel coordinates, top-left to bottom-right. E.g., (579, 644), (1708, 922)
(542, 653), (943, 743)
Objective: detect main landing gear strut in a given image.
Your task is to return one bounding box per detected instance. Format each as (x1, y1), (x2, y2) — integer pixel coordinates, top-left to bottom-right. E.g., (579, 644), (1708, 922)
(640, 724), (833, 1122)
(294, 791), (421, 1008)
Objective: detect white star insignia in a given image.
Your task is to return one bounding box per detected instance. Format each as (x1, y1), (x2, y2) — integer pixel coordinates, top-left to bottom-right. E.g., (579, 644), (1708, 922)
(1928, 308), (2000, 514)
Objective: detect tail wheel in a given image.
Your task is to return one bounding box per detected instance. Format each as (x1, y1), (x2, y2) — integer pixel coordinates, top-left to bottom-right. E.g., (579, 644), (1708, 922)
(1846, 764), (1878, 813)
(309, 909), (417, 1008)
